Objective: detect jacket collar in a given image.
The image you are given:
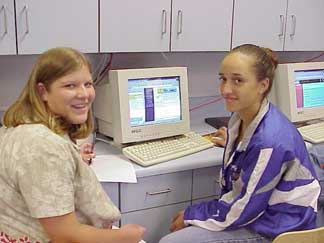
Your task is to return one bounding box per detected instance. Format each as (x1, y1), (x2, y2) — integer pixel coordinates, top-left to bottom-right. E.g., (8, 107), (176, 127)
(224, 99), (270, 164)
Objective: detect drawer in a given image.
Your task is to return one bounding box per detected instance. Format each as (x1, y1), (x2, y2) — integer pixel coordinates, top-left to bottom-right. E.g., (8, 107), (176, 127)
(120, 170), (192, 212)
(101, 182), (119, 207)
(121, 202), (190, 243)
(192, 166), (221, 200)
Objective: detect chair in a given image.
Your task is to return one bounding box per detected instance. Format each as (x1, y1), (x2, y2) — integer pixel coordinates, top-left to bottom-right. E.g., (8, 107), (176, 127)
(272, 227), (324, 243)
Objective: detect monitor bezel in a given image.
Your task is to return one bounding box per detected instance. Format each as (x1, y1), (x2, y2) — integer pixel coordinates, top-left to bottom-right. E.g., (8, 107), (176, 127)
(111, 67), (190, 144)
(275, 62), (324, 123)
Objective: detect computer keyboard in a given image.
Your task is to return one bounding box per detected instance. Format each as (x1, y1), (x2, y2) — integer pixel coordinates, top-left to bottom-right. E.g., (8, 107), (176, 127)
(122, 132), (214, 166)
(297, 122), (324, 144)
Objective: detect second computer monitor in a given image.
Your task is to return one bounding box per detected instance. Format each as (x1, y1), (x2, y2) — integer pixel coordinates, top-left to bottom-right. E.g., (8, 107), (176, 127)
(274, 62), (324, 123)
(94, 67), (190, 145)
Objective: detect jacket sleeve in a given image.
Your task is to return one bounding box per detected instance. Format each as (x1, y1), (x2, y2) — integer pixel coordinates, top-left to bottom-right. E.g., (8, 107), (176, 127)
(184, 147), (287, 231)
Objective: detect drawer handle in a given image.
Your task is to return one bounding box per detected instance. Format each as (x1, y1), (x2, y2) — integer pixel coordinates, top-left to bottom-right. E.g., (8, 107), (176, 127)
(1, 5), (8, 37)
(161, 9), (167, 35)
(23, 5), (29, 35)
(177, 10), (183, 35)
(214, 179), (220, 184)
(146, 188), (172, 196)
(278, 14), (284, 37)
(290, 15), (296, 37)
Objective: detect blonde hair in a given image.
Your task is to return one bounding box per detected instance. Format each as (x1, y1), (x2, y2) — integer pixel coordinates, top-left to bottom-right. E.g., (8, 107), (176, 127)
(229, 44), (279, 97)
(3, 47), (94, 140)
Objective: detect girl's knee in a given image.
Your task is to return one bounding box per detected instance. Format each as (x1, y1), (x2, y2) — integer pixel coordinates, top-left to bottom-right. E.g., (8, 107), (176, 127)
(159, 234), (173, 243)
(159, 231), (184, 243)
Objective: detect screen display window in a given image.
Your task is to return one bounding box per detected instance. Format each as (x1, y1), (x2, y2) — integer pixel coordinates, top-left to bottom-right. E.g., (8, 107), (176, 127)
(294, 69), (324, 108)
(128, 76), (182, 127)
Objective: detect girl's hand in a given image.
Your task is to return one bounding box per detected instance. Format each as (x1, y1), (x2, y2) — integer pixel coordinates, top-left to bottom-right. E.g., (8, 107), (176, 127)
(209, 126), (227, 147)
(170, 210), (186, 232)
(80, 143), (95, 165)
(119, 224), (146, 243)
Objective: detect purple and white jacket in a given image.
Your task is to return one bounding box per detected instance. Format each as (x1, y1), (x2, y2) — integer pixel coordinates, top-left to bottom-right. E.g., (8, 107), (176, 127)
(184, 100), (320, 239)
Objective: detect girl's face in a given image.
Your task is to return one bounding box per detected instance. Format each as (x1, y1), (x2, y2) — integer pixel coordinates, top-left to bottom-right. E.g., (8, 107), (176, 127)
(39, 65), (95, 124)
(219, 52), (268, 118)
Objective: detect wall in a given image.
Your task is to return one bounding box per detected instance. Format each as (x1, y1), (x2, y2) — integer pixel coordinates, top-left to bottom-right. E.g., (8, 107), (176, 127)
(1, 51), (324, 120)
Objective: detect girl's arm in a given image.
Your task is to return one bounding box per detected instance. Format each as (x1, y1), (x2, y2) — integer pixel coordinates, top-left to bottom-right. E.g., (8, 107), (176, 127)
(39, 212), (145, 243)
(183, 148), (280, 230)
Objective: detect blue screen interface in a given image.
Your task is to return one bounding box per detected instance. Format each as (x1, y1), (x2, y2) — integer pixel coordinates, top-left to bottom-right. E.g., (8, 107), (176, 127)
(128, 76), (182, 127)
(294, 69), (324, 108)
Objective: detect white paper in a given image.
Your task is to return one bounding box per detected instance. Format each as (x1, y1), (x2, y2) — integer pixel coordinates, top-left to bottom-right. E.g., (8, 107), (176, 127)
(90, 155), (137, 183)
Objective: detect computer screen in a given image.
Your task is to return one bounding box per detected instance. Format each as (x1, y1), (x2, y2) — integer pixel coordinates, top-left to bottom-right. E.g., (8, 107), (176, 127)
(128, 76), (181, 127)
(273, 62), (324, 122)
(94, 67), (190, 145)
(294, 69), (324, 109)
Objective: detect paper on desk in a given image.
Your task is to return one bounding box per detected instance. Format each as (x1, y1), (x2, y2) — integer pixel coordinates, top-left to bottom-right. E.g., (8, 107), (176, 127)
(90, 155), (137, 183)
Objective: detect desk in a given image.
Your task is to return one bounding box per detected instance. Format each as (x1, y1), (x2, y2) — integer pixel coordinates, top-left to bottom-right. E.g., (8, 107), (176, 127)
(96, 145), (223, 243)
(94, 96), (228, 243)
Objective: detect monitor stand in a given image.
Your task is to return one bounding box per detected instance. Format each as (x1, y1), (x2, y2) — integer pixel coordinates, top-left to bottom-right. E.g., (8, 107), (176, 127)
(204, 116), (230, 129)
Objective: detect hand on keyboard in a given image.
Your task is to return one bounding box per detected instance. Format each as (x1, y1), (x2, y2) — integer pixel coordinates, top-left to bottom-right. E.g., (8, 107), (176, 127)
(122, 132), (214, 166)
(203, 127), (227, 147)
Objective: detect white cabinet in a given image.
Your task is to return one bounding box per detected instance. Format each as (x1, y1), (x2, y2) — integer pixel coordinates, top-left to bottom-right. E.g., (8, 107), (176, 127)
(0, 0), (16, 55)
(100, 0), (171, 53)
(119, 171), (192, 243)
(284, 0), (324, 51)
(15, 0), (98, 55)
(232, 0), (286, 51)
(192, 166), (221, 200)
(101, 182), (119, 208)
(171, 0), (232, 51)
(100, 0), (233, 53)
(1, 1), (324, 55)
(117, 167), (221, 243)
(232, 0), (324, 51)
(121, 202), (190, 243)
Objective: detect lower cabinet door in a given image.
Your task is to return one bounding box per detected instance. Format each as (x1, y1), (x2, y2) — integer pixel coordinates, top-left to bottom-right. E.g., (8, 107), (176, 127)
(121, 202), (190, 243)
(101, 182), (120, 227)
(101, 182), (119, 207)
(192, 166), (221, 200)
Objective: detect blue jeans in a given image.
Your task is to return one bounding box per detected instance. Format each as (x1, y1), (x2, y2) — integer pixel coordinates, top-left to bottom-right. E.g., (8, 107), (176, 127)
(159, 226), (272, 243)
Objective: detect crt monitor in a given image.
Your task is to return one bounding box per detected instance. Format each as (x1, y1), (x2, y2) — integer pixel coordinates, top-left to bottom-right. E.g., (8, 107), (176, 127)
(273, 62), (324, 123)
(93, 67), (190, 145)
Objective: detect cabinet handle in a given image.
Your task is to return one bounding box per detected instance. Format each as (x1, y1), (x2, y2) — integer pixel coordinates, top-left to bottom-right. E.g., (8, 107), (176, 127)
(177, 10), (183, 35)
(290, 15), (296, 37)
(0, 5), (8, 37)
(146, 188), (171, 196)
(161, 9), (167, 34)
(23, 5), (29, 35)
(278, 14), (284, 37)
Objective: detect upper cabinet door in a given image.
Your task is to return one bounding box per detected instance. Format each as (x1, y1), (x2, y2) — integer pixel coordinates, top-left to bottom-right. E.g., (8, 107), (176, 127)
(232, 0), (287, 51)
(100, 0), (171, 53)
(0, 0), (16, 55)
(285, 0), (324, 51)
(171, 0), (233, 52)
(15, 0), (98, 55)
